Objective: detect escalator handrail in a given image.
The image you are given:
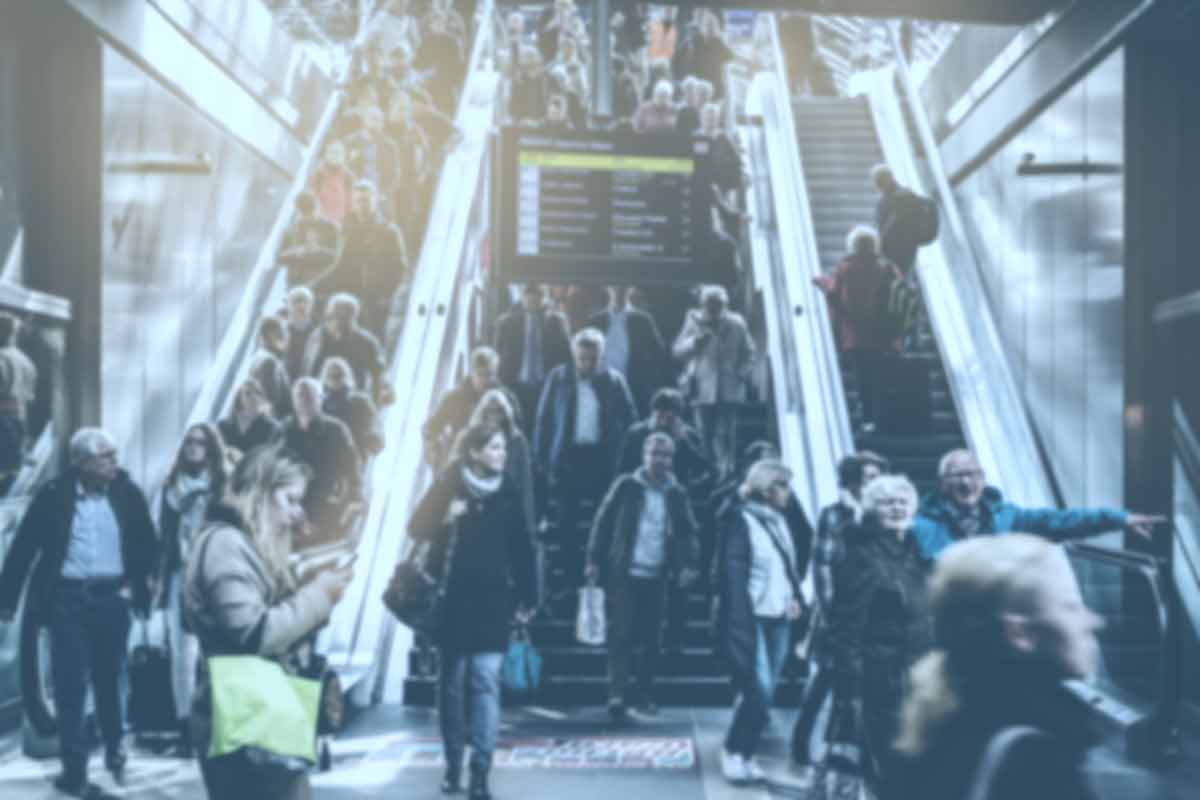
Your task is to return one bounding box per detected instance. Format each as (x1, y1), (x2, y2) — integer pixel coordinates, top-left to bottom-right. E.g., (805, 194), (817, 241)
(867, 24), (1055, 510)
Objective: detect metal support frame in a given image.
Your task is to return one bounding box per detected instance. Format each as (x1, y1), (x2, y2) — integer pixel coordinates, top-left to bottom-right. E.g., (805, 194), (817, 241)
(591, 0), (612, 121)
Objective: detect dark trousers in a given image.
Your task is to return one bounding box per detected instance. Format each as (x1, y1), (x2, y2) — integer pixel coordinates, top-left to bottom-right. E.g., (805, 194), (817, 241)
(553, 444), (611, 583)
(725, 617), (791, 758)
(50, 580), (132, 776)
(606, 575), (667, 705)
(512, 381), (543, 436)
(791, 660), (834, 763)
(200, 751), (312, 799)
(850, 348), (887, 426)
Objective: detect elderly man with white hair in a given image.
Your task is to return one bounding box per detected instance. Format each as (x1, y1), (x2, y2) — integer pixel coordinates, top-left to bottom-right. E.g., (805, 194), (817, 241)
(634, 78), (680, 132)
(912, 448), (1163, 560)
(673, 285), (756, 477)
(0, 427), (158, 794)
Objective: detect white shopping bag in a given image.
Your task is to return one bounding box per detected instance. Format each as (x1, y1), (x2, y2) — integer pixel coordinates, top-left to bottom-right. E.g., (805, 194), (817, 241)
(575, 584), (606, 646)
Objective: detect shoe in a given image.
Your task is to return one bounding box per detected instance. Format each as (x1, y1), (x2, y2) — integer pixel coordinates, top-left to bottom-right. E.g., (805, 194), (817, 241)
(441, 760), (463, 794)
(467, 765), (491, 800)
(53, 771), (89, 797)
(607, 698), (627, 723)
(105, 750), (127, 787)
(720, 750), (748, 784)
(744, 757), (766, 783)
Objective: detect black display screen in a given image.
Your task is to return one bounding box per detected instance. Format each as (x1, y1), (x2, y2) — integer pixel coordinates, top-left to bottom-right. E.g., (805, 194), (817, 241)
(496, 127), (723, 286)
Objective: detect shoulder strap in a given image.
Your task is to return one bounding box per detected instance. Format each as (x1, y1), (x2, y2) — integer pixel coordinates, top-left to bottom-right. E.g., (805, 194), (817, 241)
(748, 509), (803, 600)
(967, 726), (1041, 800)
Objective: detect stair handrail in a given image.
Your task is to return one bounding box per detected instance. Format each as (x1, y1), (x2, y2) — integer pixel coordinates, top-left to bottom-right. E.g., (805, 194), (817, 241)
(753, 14), (855, 518)
(862, 23), (1055, 509)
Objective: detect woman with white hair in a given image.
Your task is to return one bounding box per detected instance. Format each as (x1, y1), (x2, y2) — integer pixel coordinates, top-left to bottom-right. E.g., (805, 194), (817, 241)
(825, 473), (933, 795)
(714, 459), (809, 784)
(895, 535), (1103, 800)
(813, 224), (905, 434)
(635, 78), (680, 132)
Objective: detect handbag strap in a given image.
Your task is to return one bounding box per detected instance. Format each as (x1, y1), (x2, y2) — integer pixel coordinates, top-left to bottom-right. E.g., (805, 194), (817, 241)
(748, 508), (804, 602)
(966, 726), (1040, 800)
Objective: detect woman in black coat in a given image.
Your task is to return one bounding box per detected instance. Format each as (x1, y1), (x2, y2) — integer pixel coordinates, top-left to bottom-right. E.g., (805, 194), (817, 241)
(407, 422), (536, 800)
(826, 474), (933, 796)
(895, 534), (1104, 800)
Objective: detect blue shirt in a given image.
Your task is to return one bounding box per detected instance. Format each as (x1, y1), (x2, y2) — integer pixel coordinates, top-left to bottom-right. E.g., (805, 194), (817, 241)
(61, 483), (125, 579)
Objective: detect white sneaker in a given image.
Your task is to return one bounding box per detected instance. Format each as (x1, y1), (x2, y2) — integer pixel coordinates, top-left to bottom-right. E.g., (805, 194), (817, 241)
(743, 757), (766, 783)
(721, 750), (749, 784)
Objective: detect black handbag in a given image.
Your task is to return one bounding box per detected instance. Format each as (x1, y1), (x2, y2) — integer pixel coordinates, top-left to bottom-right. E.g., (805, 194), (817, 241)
(382, 520), (461, 635)
(128, 617), (178, 733)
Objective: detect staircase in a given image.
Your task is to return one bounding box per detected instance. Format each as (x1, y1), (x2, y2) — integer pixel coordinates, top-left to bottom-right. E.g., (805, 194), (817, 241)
(794, 97), (965, 496)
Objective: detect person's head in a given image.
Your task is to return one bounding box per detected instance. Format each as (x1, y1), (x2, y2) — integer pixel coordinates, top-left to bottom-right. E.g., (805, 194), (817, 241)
(699, 101), (722, 134)
(294, 191), (317, 219)
(352, 180), (378, 216)
(699, 9), (720, 37)
(364, 106), (385, 134)
(837, 450), (890, 499)
(572, 328), (605, 377)
(468, 346), (501, 392)
(653, 79), (673, 108)
(258, 315), (288, 354)
(319, 356), (355, 394)
(739, 459), (793, 511)
(287, 286), (314, 325)
(547, 93), (569, 124)
(559, 35), (578, 62)
(507, 11), (525, 37)
(846, 224), (880, 258)
(642, 432), (676, 483)
(737, 440), (780, 477)
(871, 163), (897, 194)
(680, 76), (698, 104)
(896, 535), (1104, 756)
(0, 312), (17, 347)
(650, 388), (685, 430)
(323, 139), (347, 168)
(607, 285), (629, 309)
(69, 427), (120, 487)
(861, 474), (918, 533)
(521, 283), (546, 312)
(326, 293), (360, 335)
(228, 444), (313, 584)
(470, 388), (518, 436)
(458, 422), (507, 476)
(392, 41), (414, 69)
(700, 284), (728, 321)
(938, 449), (986, 511)
(292, 377), (323, 422)
(234, 378), (270, 418)
(170, 422), (228, 490)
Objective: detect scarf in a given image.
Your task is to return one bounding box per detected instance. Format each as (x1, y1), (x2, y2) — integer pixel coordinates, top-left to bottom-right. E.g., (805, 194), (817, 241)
(461, 465), (502, 500)
(165, 469), (213, 562)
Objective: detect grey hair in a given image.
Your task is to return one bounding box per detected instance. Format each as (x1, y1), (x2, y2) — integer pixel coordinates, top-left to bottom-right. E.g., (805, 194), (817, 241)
(318, 356), (357, 391)
(871, 163), (895, 189)
(327, 292), (361, 318)
(700, 284), (728, 305)
(470, 346), (501, 372)
(69, 427), (117, 467)
(846, 224), (880, 256)
(643, 431), (676, 454)
(653, 79), (674, 98)
(860, 474), (919, 517)
(287, 285), (314, 305)
(938, 448), (979, 478)
(738, 459), (792, 501)
(292, 375), (323, 400)
(572, 327), (605, 352)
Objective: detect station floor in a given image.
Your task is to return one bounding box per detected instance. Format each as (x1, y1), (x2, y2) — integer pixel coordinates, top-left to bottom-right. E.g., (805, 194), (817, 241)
(0, 705), (1195, 799)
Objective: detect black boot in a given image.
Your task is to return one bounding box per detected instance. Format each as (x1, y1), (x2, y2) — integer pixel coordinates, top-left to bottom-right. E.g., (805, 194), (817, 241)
(174, 717), (194, 759)
(441, 758), (463, 794)
(468, 764), (492, 799)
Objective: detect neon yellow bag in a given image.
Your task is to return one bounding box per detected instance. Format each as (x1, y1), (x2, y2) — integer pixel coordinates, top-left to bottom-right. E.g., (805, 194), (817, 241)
(207, 656), (321, 766)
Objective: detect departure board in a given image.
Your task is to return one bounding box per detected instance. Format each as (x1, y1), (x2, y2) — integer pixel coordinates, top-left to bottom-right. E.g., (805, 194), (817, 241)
(497, 128), (720, 286)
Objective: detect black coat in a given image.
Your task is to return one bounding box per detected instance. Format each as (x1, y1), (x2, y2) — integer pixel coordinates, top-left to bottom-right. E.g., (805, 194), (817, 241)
(324, 388), (383, 457)
(281, 414), (362, 527)
(421, 379), (522, 441)
(585, 308), (667, 415)
(408, 462), (537, 654)
(585, 471), (698, 585)
(324, 211), (409, 302)
(276, 215), (339, 288)
(0, 468), (159, 616)
(898, 677), (1100, 800)
(493, 307), (572, 388)
(714, 498), (812, 681)
(218, 414), (281, 459)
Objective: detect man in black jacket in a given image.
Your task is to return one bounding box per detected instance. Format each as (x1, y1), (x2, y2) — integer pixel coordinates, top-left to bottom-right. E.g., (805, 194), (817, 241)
(0, 428), (158, 795)
(276, 190), (340, 294)
(619, 388), (710, 486)
(587, 286), (667, 416)
(872, 164), (932, 277)
(422, 346), (521, 467)
(585, 433), (699, 719)
(494, 284), (571, 430)
(303, 293), (387, 401)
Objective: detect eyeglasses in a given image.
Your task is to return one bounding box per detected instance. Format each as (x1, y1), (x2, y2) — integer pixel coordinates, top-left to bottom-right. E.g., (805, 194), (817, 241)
(943, 470), (983, 481)
(91, 450), (118, 463)
(185, 438), (208, 447)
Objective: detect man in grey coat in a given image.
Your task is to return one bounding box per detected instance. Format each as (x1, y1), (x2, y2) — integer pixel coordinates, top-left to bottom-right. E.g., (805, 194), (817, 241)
(673, 285), (756, 477)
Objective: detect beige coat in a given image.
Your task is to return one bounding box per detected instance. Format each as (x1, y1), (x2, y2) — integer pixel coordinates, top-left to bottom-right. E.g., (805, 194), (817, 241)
(672, 310), (756, 405)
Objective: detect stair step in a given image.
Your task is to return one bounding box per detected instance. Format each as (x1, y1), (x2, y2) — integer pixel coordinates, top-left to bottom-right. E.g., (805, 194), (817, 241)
(404, 675), (807, 707)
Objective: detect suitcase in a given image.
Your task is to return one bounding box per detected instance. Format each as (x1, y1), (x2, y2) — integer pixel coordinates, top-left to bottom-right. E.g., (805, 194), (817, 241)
(875, 353), (932, 435)
(128, 615), (178, 733)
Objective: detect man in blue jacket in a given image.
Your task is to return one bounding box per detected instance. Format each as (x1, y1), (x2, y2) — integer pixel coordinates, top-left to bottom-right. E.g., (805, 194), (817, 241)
(912, 449), (1162, 560)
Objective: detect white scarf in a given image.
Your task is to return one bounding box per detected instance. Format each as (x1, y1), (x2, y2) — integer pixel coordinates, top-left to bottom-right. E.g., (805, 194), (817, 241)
(461, 465), (502, 499)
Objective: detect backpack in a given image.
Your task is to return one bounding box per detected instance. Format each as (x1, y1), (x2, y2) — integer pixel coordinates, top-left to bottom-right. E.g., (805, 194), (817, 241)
(914, 194), (940, 245)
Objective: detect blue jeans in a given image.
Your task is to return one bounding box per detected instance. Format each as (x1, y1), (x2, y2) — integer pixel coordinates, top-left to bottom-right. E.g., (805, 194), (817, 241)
(50, 580), (132, 775)
(725, 617), (791, 758)
(439, 651), (503, 771)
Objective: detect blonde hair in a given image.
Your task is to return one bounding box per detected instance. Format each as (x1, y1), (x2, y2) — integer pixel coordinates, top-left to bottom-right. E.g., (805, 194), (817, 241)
(895, 534), (1057, 756)
(846, 224), (880, 257)
(469, 388), (518, 436)
(738, 459), (792, 501)
(860, 474), (917, 519)
(228, 444), (313, 588)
